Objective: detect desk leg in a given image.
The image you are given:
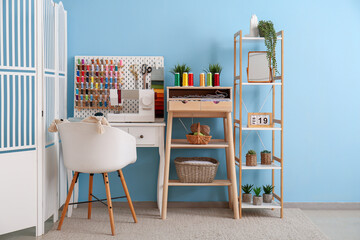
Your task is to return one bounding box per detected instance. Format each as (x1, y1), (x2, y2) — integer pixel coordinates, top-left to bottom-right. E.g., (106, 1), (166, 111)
(162, 112), (173, 220)
(157, 127), (165, 216)
(223, 117), (233, 209)
(226, 112), (239, 219)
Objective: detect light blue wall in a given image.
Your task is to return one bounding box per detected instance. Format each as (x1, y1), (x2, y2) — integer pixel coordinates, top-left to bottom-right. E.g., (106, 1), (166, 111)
(58, 0), (360, 202)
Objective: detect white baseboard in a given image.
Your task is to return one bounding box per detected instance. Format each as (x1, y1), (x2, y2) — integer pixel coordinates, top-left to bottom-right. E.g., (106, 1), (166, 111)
(81, 201), (360, 210)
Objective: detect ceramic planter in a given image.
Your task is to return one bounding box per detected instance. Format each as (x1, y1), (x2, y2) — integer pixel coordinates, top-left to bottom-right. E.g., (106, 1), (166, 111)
(261, 152), (272, 165)
(263, 193), (272, 203)
(253, 195), (263, 205)
(242, 193), (252, 203)
(246, 154), (257, 166)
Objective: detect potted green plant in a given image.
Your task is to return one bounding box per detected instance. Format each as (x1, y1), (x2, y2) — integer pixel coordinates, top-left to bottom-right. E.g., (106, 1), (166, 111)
(262, 184), (274, 203)
(170, 64), (191, 86)
(246, 150), (257, 166)
(257, 20), (278, 75)
(261, 150), (272, 165)
(204, 63), (222, 86)
(253, 187), (263, 205)
(241, 184), (253, 203)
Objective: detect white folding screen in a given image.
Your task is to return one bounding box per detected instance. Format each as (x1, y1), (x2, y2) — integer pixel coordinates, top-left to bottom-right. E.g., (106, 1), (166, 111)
(0, 0), (67, 236)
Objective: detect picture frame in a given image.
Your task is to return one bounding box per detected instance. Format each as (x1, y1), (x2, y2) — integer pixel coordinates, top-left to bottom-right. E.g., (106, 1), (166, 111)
(247, 51), (273, 83)
(247, 112), (273, 128)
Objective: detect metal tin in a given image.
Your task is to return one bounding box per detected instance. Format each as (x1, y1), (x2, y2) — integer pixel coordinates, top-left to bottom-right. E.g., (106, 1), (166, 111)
(207, 72), (212, 87)
(175, 73), (180, 86)
(214, 73), (220, 86)
(182, 72), (188, 87)
(200, 73), (205, 86)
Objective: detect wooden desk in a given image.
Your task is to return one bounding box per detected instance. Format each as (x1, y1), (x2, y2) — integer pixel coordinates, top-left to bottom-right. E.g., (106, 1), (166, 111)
(67, 119), (165, 217)
(161, 87), (239, 219)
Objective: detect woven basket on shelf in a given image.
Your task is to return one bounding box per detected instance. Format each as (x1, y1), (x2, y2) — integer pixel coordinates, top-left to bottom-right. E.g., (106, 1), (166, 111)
(246, 154), (257, 166)
(186, 123), (212, 145)
(174, 157), (219, 183)
(261, 152), (272, 165)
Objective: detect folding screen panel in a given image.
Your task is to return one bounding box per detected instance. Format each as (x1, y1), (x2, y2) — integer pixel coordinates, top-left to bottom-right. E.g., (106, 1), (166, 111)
(0, 0), (38, 235)
(0, 0), (67, 236)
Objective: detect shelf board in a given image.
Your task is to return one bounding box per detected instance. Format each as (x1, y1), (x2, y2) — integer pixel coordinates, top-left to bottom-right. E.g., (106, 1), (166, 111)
(171, 139), (229, 149)
(237, 162), (281, 170)
(241, 36), (282, 41)
(168, 179), (231, 186)
(241, 201), (281, 209)
(242, 126), (282, 131)
(242, 82), (282, 86)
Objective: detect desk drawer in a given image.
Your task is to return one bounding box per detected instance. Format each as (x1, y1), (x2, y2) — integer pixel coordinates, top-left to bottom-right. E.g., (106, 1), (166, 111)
(201, 101), (232, 112)
(129, 127), (156, 145)
(168, 101), (201, 111)
(116, 127), (129, 133)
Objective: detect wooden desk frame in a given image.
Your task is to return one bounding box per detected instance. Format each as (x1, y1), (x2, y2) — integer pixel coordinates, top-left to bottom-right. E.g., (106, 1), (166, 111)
(161, 87), (239, 220)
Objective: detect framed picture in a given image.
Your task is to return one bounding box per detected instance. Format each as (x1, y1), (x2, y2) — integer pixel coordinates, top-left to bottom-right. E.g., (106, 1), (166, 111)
(247, 51), (273, 83)
(247, 112), (273, 128)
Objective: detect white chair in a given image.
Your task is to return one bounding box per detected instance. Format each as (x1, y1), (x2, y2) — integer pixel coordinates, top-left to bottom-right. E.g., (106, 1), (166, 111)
(56, 122), (138, 236)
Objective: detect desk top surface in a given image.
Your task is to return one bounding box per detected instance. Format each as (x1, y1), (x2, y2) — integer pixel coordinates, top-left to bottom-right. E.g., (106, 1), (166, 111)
(68, 118), (166, 127)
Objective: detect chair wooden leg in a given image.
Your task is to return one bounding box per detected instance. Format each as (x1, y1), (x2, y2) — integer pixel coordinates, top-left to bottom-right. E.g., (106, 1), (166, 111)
(57, 172), (79, 230)
(118, 170), (138, 223)
(104, 173), (115, 236)
(88, 174), (94, 219)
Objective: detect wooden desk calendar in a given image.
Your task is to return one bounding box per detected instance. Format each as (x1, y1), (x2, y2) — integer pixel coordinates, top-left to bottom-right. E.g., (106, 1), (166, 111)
(248, 112), (273, 128)
(162, 87), (239, 220)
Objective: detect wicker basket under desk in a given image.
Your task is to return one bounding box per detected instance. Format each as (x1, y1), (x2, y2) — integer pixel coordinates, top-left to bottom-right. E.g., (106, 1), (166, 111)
(174, 157), (219, 183)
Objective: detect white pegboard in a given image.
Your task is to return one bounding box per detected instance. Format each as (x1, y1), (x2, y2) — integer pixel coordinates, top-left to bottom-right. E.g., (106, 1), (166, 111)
(74, 56), (164, 118)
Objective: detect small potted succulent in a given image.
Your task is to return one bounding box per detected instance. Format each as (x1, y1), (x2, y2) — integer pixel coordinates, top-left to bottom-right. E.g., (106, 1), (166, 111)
(261, 150), (272, 165)
(241, 184), (253, 203)
(263, 184), (274, 203)
(170, 64), (191, 86)
(246, 150), (257, 166)
(253, 187), (263, 205)
(204, 63), (223, 86)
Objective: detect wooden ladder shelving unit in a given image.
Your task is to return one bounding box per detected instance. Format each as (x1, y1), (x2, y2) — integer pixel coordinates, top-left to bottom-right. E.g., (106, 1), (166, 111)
(161, 87), (239, 220)
(233, 30), (284, 218)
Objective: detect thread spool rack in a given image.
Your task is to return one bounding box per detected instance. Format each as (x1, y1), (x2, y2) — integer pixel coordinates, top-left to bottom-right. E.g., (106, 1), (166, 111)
(73, 56), (164, 118)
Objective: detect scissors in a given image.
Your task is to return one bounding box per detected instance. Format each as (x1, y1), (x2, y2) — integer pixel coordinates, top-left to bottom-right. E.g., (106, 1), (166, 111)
(141, 64), (152, 89)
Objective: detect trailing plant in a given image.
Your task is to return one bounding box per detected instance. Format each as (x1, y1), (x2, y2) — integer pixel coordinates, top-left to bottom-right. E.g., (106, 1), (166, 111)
(204, 63), (223, 75)
(247, 150), (256, 155)
(170, 64), (191, 77)
(253, 187), (262, 197)
(258, 20), (278, 74)
(261, 150), (271, 154)
(262, 184), (274, 194)
(242, 184), (254, 194)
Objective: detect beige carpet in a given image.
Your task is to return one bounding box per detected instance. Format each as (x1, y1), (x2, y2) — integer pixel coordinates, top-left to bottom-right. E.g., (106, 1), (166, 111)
(41, 207), (328, 240)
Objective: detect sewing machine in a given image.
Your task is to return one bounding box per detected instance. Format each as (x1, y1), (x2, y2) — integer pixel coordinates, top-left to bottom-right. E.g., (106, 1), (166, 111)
(107, 89), (155, 122)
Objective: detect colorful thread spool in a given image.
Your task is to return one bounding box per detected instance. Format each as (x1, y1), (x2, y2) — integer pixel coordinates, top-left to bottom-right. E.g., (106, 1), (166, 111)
(76, 76), (80, 83)
(182, 72), (188, 87)
(207, 72), (212, 87)
(214, 73), (220, 86)
(188, 73), (194, 86)
(200, 73), (205, 86)
(175, 73), (180, 86)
